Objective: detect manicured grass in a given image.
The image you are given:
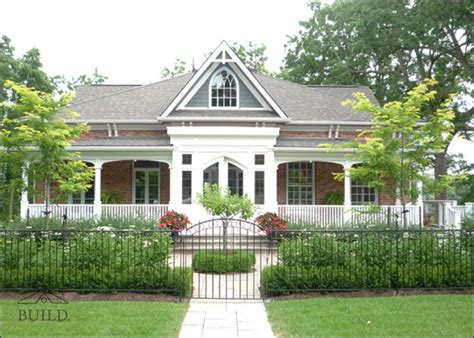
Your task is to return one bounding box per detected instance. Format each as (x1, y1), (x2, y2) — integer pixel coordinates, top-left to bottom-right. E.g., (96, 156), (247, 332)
(0, 300), (188, 337)
(265, 294), (473, 337)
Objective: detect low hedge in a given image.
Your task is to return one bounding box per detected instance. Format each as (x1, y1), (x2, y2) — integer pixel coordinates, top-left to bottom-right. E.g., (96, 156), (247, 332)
(0, 230), (192, 297)
(192, 250), (256, 273)
(261, 230), (473, 296)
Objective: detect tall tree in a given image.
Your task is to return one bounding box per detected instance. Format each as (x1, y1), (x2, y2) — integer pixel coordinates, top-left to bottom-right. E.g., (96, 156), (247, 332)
(232, 42), (270, 75)
(283, 0), (473, 198)
(330, 79), (459, 225)
(0, 81), (94, 223)
(160, 58), (187, 79)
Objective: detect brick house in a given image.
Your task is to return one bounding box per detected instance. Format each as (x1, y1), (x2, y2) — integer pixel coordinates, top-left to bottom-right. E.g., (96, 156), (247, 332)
(24, 41), (420, 225)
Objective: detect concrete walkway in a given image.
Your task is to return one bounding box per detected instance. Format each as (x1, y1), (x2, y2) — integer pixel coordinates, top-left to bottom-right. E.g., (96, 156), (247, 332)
(179, 299), (275, 338)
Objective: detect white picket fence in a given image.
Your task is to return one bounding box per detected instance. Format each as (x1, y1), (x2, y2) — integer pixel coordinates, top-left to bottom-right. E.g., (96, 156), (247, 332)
(277, 205), (422, 228)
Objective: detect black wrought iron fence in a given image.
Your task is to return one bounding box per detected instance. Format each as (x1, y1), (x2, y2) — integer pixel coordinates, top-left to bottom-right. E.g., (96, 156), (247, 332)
(0, 229), (191, 297)
(261, 229), (473, 296)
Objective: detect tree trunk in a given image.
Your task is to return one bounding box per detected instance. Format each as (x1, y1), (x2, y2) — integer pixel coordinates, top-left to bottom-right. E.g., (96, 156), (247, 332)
(434, 151), (447, 200)
(44, 178), (50, 229)
(8, 184), (14, 222)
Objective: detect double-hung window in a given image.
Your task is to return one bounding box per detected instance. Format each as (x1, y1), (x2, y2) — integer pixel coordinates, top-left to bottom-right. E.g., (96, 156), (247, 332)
(287, 162), (313, 205)
(134, 161), (160, 204)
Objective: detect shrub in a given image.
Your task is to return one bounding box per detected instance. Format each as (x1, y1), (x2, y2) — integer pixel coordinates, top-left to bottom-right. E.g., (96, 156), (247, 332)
(192, 250), (256, 273)
(0, 217), (157, 230)
(323, 191), (344, 205)
(261, 230), (473, 295)
(0, 230), (192, 297)
(255, 212), (288, 237)
(157, 210), (190, 231)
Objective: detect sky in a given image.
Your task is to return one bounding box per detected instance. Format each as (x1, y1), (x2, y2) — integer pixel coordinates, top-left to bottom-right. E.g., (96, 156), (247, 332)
(1, 0), (472, 163)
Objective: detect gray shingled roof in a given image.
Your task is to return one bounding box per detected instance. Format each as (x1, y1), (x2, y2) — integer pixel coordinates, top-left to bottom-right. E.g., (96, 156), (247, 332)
(69, 71), (377, 122)
(72, 136), (171, 147)
(69, 73), (193, 121)
(253, 73), (376, 121)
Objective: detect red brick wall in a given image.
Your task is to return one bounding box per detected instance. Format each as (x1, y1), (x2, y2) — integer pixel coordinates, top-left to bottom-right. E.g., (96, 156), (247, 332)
(160, 163), (170, 204)
(277, 163), (287, 204)
(79, 129), (165, 140)
(379, 178), (396, 205)
(315, 162), (344, 204)
(102, 161), (133, 203)
(276, 162), (397, 205)
(279, 131), (359, 139)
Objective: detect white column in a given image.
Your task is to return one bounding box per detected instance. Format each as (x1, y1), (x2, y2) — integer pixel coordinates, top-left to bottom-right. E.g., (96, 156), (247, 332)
(93, 162), (103, 219)
(169, 150), (181, 209)
(20, 165), (29, 219)
(343, 165), (352, 224)
(265, 152), (278, 213)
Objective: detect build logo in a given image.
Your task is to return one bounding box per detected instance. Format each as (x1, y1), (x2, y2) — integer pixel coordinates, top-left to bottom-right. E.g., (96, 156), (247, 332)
(17, 292), (69, 321)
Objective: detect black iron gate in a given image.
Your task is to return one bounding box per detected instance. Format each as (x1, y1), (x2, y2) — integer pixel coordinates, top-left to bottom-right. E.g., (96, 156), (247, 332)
(176, 218), (275, 299)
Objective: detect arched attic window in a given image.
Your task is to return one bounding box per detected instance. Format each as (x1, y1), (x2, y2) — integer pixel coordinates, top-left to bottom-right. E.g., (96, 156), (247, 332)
(210, 68), (238, 108)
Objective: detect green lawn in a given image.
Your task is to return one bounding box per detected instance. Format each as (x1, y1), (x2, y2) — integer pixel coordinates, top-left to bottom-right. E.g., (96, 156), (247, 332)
(0, 299), (188, 337)
(265, 294), (473, 337)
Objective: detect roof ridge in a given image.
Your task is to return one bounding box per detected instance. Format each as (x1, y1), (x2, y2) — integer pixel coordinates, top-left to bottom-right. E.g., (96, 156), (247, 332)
(70, 72), (195, 107)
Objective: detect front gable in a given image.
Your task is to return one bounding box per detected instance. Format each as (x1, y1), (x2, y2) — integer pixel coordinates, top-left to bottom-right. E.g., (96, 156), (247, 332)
(161, 41), (287, 119)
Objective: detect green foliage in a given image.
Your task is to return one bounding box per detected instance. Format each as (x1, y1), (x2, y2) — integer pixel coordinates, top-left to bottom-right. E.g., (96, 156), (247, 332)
(160, 58), (187, 79)
(322, 191), (344, 205)
(0, 231), (192, 296)
(282, 0), (473, 198)
(0, 81), (94, 215)
(192, 250), (256, 273)
(232, 41), (270, 75)
(328, 79), (459, 207)
(101, 190), (123, 204)
(0, 217), (157, 230)
(461, 216), (474, 230)
(197, 183), (255, 220)
(261, 230), (472, 295)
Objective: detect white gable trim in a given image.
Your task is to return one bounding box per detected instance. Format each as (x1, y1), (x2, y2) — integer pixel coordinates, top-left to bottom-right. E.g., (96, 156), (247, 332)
(161, 41), (287, 119)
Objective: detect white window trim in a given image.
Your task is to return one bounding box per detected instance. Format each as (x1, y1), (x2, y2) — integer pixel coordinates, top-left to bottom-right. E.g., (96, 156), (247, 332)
(132, 167), (161, 204)
(350, 181), (379, 205)
(286, 162), (315, 205)
(208, 66), (240, 109)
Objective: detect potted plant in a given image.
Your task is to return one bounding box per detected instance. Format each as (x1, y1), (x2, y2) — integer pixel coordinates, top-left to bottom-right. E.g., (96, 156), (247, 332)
(255, 212), (288, 240)
(157, 210), (190, 241)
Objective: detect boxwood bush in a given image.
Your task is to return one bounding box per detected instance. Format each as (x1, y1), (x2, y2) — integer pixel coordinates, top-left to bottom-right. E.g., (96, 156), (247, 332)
(0, 230), (192, 297)
(192, 250), (256, 273)
(261, 230), (473, 296)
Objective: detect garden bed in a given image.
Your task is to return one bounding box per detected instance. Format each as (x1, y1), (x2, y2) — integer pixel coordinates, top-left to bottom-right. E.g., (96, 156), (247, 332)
(192, 250), (256, 273)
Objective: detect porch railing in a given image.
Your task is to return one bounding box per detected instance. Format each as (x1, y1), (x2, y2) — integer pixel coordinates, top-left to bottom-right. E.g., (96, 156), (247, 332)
(28, 204), (169, 221)
(28, 204), (94, 220)
(101, 204), (168, 221)
(278, 204), (422, 228)
(278, 205), (344, 227)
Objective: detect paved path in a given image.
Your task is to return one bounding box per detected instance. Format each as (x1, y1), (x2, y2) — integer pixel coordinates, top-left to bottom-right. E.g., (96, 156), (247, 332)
(179, 299), (275, 338)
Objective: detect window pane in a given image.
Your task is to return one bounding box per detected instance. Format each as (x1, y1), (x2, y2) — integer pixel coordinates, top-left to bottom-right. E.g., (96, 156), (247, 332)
(182, 154), (192, 165)
(210, 69), (238, 107)
(255, 154), (265, 165)
(255, 171), (265, 205)
(287, 162), (313, 205)
(228, 163), (243, 196)
(182, 171), (192, 204)
(203, 163), (219, 187)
